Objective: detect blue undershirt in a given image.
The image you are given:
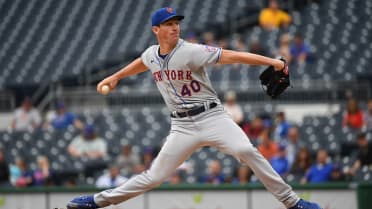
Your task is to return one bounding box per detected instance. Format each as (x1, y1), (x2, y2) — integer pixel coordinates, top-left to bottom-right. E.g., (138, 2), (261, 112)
(158, 48), (168, 59)
(159, 54), (167, 59)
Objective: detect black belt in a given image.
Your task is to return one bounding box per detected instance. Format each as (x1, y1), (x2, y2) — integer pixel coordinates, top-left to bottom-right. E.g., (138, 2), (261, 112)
(171, 102), (218, 118)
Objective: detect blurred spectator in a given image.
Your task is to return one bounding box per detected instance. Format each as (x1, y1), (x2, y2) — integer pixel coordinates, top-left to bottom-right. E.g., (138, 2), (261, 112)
(259, 0), (291, 31)
(201, 31), (217, 46)
(289, 33), (311, 64)
(230, 165), (252, 184)
(115, 145), (141, 176)
(242, 116), (264, 144)
(343, 98), (364, 130)
(364, 99), (372, 130)
(32, 156), (53, 186)
(286, 127), (303, 167)
(68, 124), (107, 160)
(10, 97), (41, 131)
(290, 147), (312, 178)
(45, 101), (84, 130)
(249, 39), (270, 57)
(276, 33), (292, 62)
(218, 38), (231, 49)
(95, 165), (128, 188)
(330, 164), (345, 182)
(231, 35), (247, 51)
(257, 129), (278, 161)
(303, 149), (333, 184)
(346, 132), (372, 176)
(199, 160), (225, 184)
(0, 149), (10, 186)
(167, 170), (183, 185)
(274, 111), (291, 142)
(142, 147), (155, 169)
(185, 32), (199, 43)
(12, 158), (32, 187)
(270, 144), (289, 177)
(9, 163), (21, 186)
(230, 36), (247, 69)
(257, 112), (274, 130)
(132, 163), (146, 175)
(63, 178), (77, 187)
(223, 91), (244, 125)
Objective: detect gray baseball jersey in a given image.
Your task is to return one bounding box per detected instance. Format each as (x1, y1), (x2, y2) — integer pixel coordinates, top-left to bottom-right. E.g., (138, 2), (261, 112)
(141, 39), (221, 112)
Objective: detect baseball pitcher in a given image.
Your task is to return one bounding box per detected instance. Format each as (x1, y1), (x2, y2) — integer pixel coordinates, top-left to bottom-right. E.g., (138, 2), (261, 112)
(66, 7), (322, 209)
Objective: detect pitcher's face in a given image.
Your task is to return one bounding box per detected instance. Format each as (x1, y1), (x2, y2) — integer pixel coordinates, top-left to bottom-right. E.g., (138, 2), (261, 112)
(153, 19), (180, 45)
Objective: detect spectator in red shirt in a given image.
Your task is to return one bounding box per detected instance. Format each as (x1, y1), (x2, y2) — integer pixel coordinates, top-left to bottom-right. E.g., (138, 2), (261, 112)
(343, 98), (364, 129)
(243, 116), (264, 144)
(258, 129), (278, 161)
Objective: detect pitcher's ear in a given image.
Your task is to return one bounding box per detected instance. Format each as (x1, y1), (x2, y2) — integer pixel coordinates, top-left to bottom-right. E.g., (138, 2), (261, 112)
(152, 26), (159, 34)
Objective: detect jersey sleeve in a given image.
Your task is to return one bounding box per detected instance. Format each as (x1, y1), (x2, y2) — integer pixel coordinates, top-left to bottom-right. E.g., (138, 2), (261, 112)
(189, 43), (222, 67)
(140, 46), (155, 68)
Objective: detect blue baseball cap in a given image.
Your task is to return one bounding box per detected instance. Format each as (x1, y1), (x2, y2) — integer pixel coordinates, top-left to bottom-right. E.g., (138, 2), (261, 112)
(279, 143), (287, 151)
(84, 124), (95, 137)
(55, 101), (65, 109)
(151, 7), (184, 26)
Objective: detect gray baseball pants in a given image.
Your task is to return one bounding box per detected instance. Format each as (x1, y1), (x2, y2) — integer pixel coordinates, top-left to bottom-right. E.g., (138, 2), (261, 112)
(94, 106), (299, 208)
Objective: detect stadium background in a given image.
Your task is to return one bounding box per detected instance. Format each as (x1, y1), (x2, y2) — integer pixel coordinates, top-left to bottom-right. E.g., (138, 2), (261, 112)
(0, 0), (371, 208)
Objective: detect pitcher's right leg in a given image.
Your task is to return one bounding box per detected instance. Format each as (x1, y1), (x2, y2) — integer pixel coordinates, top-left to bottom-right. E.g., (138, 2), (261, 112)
(67, 126), (201, 209)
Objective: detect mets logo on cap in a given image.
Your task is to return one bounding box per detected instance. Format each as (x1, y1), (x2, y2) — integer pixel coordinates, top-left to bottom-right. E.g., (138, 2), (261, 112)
(166, 7), (173, 13)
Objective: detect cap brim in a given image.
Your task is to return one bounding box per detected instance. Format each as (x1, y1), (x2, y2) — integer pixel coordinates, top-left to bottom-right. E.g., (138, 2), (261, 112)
(159, 15), (184, 25)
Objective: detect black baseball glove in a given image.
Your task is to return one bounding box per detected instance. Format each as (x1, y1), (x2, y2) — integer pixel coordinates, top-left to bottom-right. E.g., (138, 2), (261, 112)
(259, 58), (290, 99)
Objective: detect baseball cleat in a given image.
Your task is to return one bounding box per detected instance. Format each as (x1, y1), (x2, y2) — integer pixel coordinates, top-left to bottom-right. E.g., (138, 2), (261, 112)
(289, 199), (322, 209)
(66, 195), (99, 209)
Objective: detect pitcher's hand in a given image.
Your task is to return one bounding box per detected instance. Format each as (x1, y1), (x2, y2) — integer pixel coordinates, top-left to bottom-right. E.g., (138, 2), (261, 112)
(97, 76), (119, 95)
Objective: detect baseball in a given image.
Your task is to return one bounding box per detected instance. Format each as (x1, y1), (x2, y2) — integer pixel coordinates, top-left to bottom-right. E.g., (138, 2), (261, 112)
(101, 85), (110, 95)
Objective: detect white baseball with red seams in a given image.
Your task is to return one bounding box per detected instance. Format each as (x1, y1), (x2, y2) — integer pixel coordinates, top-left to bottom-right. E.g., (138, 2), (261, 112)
(93, 39), (300, 208)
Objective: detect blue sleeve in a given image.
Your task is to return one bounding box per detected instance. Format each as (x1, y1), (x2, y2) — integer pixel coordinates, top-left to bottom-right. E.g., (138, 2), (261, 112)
(24, 171), (33, 178)
(289, 45), (296, 55)
(219, 175), (225, 183)
(283, 123), (291, 136)
(67, 112), (76, 124)
(284, 159), (289, 172)
(304, 43), (311, 53)
(305, 166), (313, 181)
(198, 176), (206, 183)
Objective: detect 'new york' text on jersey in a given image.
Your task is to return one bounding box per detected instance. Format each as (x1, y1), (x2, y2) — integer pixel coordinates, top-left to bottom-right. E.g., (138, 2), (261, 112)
(141, 39), (222, 112)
